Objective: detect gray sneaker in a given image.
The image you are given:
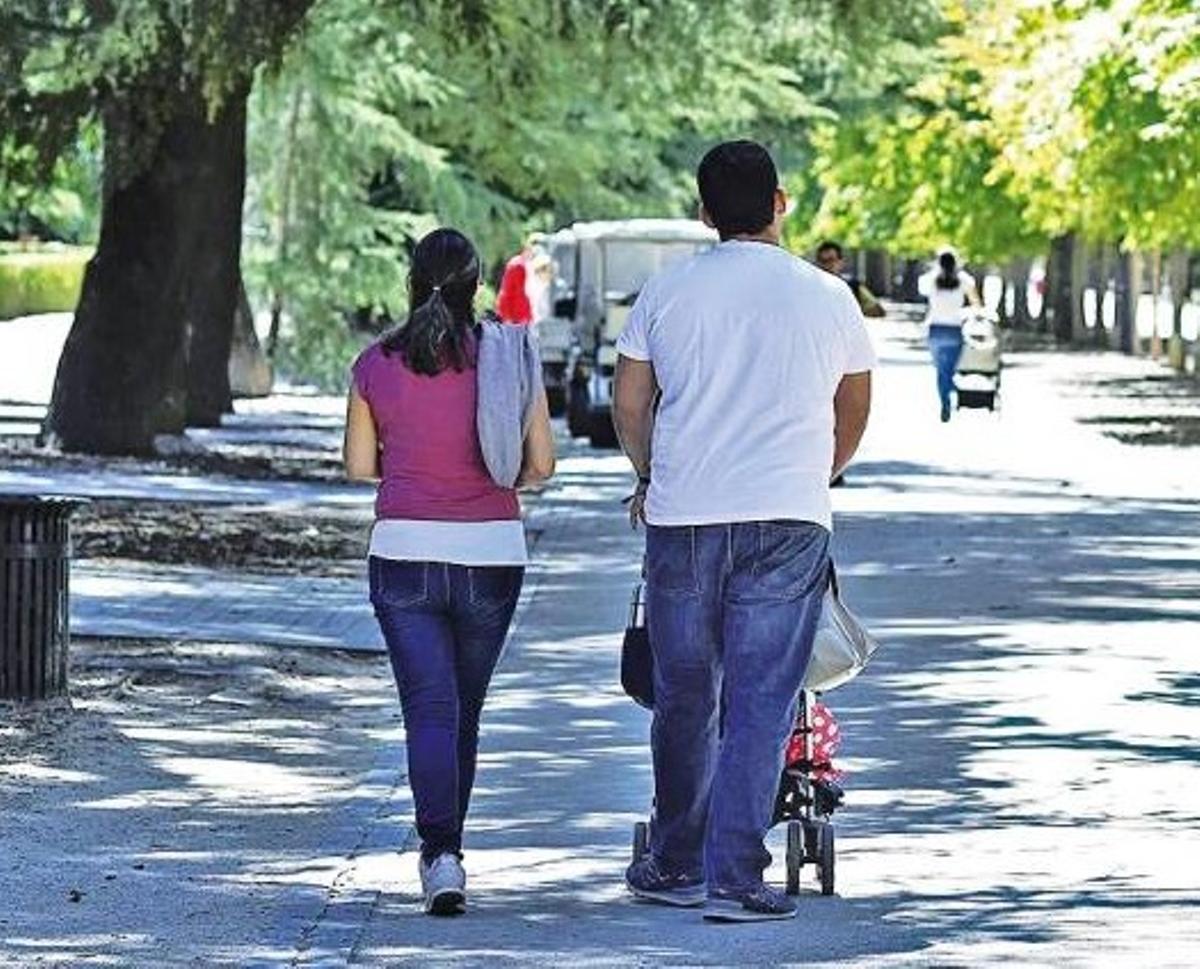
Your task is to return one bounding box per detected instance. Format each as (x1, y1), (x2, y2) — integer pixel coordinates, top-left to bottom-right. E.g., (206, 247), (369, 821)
(418, 853), (466, 915)
(704, 883), (797, 922)
(625, 856), (706, 907)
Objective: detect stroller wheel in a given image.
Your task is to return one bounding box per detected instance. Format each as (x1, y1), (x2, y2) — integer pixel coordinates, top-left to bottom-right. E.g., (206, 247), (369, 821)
(817, 823), (836, 896)
(632, 821), (649, 864)
(785, 821), (804, 895)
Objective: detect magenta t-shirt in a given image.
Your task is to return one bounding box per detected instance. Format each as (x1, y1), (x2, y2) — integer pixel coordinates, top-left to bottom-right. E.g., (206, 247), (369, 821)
(352, 342), (519, 522)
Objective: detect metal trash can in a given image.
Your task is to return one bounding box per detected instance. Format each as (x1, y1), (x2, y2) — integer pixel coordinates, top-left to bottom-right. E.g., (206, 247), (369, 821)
(1, 496), (87, 700)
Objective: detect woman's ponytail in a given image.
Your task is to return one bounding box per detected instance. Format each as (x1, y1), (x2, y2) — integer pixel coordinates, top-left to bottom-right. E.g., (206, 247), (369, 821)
(382, 229), (481, 375)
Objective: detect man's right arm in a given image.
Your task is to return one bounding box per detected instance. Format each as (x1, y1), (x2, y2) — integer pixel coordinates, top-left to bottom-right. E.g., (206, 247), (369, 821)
(832, 371), (871, 480)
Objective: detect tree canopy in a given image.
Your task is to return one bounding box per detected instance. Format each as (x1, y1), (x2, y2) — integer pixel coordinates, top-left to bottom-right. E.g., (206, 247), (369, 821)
(804, 0), (1200, 263)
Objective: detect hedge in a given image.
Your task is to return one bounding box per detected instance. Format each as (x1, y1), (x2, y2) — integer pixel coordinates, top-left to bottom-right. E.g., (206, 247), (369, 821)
(0, 247), (91, 320)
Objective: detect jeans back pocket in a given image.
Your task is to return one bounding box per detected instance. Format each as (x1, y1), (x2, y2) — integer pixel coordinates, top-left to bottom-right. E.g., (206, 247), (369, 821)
(736, 521), (829, 603)
(369, 558), (430, 608)
(467, 565), (524, 610)
(646, 526), (701, 596)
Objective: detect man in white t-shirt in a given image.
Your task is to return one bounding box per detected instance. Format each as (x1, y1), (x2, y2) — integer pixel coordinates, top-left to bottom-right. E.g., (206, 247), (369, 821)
(613, 140), (874, 923)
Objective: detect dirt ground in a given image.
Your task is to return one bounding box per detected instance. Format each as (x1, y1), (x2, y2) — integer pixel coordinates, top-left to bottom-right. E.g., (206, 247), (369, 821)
(1, 427), (370, 575)
(70, 499), (370, 576)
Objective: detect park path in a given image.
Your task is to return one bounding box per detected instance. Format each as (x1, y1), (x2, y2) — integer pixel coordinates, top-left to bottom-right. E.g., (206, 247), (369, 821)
(1, 318), (1198, 966)
(331, 321), (1200, 967)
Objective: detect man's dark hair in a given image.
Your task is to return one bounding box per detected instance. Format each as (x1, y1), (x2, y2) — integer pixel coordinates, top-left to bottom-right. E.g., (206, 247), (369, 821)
(696, 140), (778, 239)
(816, 240), (843, 258)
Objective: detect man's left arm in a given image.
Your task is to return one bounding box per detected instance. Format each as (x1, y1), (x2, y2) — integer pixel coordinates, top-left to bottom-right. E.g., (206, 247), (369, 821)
(832, 287), (877, 479)
(833, 372), (871, 479)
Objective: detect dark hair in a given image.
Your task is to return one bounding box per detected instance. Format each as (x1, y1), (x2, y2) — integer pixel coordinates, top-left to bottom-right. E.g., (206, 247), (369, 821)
(936, 250), (960, 291)
(696, 140), (778, 239)
(816, 240), (844, 259)
(382, 228), (480, 376)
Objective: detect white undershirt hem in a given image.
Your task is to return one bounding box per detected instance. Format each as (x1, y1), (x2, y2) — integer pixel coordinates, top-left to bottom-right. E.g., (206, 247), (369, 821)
(368, 519), (528, 566)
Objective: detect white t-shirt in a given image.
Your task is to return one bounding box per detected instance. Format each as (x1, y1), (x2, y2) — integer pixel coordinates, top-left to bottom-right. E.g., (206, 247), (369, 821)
(919, 268), (975, 325)
(616, 240), (876, 532)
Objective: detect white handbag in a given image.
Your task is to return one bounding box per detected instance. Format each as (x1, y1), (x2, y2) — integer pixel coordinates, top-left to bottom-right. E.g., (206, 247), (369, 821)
(804, 565), (880, 692)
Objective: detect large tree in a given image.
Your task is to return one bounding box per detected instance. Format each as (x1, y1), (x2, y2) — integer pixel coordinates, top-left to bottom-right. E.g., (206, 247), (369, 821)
(1, 1), (314, 453)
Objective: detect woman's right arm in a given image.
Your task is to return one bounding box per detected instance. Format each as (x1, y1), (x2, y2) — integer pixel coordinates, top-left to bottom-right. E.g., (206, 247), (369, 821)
(343, 386), (381, 481)
(964, 272), (983, 308)
(516, 388), (555, 488)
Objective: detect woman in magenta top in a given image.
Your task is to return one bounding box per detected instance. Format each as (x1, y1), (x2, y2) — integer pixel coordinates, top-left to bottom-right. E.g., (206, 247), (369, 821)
(343, 229), (554, 915)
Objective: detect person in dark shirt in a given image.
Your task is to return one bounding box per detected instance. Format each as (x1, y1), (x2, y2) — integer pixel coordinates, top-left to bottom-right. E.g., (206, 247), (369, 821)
(814, 241), (886, 318)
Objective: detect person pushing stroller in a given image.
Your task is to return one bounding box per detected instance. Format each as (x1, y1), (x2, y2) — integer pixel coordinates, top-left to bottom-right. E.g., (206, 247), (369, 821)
(612, 141), (875, 922)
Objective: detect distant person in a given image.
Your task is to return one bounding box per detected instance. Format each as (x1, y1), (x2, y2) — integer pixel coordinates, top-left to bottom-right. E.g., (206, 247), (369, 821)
(525, 249), (554, 326)
(495, 236), (538, 325)
(613, 141), (874, 923)
(343, 228), (555, 915)
(814, 240), (886, 318)
(918, 248), (981, 422)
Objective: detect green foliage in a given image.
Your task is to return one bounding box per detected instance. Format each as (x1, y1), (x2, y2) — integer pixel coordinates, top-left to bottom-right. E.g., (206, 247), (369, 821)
(0, 245), (90, 319)
(805, 0), (1200, 262)
(246, 0), (928, 387)
(0, 1), (316, 190)
(0, 125), (100, 242)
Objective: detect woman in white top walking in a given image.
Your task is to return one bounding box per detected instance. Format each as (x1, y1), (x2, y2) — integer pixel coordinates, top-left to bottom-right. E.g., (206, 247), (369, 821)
(918, 249), (981, 422)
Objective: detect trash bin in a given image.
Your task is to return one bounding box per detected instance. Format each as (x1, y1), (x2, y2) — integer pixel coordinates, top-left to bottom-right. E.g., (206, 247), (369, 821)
(1, 496), (87, 700)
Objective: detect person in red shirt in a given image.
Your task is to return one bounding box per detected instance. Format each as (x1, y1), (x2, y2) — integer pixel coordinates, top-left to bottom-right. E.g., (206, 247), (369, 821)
(495, 238), (535, 324)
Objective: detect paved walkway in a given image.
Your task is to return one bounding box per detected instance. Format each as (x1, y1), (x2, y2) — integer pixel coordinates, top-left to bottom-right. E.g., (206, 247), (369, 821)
(72, 563), (383, 651)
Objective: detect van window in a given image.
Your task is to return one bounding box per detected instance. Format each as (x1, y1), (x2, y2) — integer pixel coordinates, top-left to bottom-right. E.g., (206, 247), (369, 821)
(603, 241), (711, 300)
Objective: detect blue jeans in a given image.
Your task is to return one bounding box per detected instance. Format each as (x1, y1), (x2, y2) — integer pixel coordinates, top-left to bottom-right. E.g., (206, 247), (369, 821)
(645, 521), (830, 892)
(928, 324), (964, 411)
(369, 557), (524, 861)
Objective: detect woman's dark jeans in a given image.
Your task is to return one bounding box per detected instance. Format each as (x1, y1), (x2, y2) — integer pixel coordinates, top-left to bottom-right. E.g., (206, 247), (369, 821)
(928, 323), (965, 412)
(369, 557), (524, 862)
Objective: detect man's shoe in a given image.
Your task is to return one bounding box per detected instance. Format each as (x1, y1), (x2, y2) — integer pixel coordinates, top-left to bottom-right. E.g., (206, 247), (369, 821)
(625, 856), (706, 907)
(419, 853), (466, 915)
(703, 883), (798, 922)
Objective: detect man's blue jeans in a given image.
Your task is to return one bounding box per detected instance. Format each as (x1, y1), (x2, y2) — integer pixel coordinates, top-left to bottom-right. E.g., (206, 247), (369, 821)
(645, 521), (830, 892)
(370, 557), (524, 861)
(928, 324), (964, 412)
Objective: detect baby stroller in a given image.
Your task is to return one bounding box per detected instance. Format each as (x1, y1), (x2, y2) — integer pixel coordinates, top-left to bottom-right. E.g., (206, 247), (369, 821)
(623, 575), (873, 897)
(954, 309), (1002, 411)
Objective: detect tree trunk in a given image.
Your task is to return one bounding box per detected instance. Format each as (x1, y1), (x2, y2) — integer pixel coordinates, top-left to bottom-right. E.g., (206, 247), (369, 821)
(228, 279), (273, 398)
(1009, 257), (1032, 330)
(898, 259), (922, 302)
(44, 86), (248, 453)
(1166, 249), (1188, 372)
(266, 85), (305, 359)
(1046, 233), (1078, 344)
(864, 250), (889, 299)
(184, 90), (249, 426)
(1115, 250), (1135, 355)
(1090, 244), (1110, 348)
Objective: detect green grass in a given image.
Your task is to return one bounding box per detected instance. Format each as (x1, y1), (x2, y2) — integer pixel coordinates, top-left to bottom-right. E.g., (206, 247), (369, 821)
(0, 247), (91, 320)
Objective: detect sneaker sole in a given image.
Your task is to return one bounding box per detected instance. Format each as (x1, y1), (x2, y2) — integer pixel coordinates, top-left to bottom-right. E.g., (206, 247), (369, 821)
(703, 898), (797, 923)
(425, 888), (466, 916)
(627, 884), (707, 908)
